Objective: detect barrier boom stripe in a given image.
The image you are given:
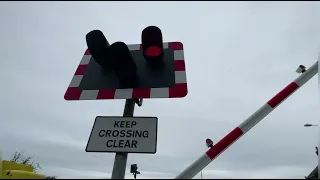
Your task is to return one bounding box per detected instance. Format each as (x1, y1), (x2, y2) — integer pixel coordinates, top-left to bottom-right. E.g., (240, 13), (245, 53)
(175, 60), (318, 179)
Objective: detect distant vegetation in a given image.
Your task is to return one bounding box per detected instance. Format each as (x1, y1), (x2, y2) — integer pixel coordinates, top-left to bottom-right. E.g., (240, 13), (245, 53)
(9, 151), (57, 179)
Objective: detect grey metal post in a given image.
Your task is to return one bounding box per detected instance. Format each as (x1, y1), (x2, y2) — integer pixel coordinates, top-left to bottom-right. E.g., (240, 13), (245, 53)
(111, 99), (136, 179)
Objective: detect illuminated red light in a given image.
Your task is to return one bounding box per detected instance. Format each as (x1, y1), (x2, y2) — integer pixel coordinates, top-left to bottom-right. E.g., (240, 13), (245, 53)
(206, 138), (214, 148)
(206, 139), (213, 144)
(141, 26), (164, 65)
(145, 46), (162, 57)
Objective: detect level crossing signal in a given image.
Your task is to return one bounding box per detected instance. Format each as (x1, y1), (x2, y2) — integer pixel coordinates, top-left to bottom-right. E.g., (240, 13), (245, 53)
(64, 25), (188, 100)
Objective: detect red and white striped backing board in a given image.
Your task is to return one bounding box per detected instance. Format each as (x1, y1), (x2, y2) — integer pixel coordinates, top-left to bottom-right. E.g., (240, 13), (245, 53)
(64, 42), (188, 101)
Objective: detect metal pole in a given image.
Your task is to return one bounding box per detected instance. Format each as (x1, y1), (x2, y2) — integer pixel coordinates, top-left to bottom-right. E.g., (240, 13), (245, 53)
(175, 61), (318, 179)
(111, 99), (136, 179)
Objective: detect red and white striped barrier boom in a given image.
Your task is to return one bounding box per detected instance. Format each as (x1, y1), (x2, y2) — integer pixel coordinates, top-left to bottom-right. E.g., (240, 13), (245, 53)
(175, 61), (318, 179)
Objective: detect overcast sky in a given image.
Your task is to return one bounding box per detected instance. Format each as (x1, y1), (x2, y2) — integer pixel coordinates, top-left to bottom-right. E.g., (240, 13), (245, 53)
(1, 1), (319, 179)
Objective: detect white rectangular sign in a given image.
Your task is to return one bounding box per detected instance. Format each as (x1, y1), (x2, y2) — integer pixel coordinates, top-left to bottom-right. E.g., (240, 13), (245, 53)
(86, 116), (158, 153)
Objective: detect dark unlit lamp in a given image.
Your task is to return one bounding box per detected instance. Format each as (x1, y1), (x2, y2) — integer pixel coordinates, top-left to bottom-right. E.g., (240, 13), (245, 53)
(85, 30), (110, 67)
(86, 30), (138, 88)
(106, 42), (138, 88)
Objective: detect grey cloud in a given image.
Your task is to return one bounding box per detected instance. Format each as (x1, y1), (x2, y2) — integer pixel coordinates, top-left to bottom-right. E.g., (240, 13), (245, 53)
(1, 1), (319, 179)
